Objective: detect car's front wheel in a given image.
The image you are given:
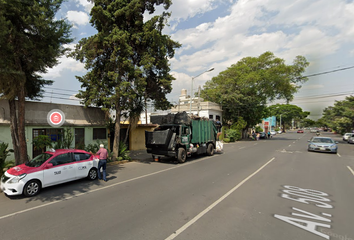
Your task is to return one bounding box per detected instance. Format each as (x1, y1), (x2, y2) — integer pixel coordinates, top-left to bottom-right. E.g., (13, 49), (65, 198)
(23, 180), (41, 197)
(87, 168), (98, 180)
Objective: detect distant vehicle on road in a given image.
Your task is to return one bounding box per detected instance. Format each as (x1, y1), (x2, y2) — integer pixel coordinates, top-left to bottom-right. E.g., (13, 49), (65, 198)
(1, 149), (99, 197)
(297, 129), (304, 133)
(347, 136), (354, 144)
(259, 132), (267, 139)
(310, 128), (318, 133)
(343, 133), (354, 141)
(277, 130), (282, 134)
(270, 131), (276, 136)
(307, 137), (338, 153)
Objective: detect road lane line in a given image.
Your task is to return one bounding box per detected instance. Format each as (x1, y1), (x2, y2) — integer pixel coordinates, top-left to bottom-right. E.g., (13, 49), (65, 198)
(347, 166), (354, 176)
(0, 158), (210, 220)
(165, 157), (275, 240)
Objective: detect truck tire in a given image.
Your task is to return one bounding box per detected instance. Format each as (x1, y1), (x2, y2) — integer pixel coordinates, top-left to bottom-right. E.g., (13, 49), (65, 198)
(178, 148), (186, 163)
(206, 144), (214, 156)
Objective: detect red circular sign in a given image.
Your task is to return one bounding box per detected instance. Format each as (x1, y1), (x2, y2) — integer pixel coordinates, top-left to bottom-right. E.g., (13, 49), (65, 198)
(50, 112), (62, 125)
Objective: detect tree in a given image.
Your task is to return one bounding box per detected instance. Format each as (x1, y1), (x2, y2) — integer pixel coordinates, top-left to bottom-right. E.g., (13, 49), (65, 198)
(201, 52), (309, 138)
(0, 0), (72, 164)
(268, 104), (310, 131)
(319, 96), (354, 134)
(71, 0), (181, 159)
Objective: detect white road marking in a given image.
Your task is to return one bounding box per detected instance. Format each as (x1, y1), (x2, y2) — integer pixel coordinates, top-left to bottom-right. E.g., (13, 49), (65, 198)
(337, 153), (341, 157)
(165, 158), (275, 240)
(0, 158), (210, 220)
(321, 213), (332, 217)
(347, 166), (354, 176)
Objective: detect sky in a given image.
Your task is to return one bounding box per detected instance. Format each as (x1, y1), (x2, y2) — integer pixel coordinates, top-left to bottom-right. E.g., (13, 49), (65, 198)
(39, 0), (354, 120)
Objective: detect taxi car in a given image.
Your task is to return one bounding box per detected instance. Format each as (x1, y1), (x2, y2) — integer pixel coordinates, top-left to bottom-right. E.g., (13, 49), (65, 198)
(307, 137), (338, 153)
(1, 149), (99, 197)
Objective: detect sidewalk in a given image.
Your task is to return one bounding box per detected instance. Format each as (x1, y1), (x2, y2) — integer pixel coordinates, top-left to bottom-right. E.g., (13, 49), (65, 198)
(129, 149), (153, 162)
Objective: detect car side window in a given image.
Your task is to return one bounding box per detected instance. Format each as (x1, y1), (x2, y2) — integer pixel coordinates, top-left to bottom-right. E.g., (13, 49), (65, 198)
(73, 153), (91, 161)
(49, 153), (73, 166)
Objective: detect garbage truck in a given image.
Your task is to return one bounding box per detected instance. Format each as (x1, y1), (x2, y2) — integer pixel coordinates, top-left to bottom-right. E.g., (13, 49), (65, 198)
(145, 112), (218, 163)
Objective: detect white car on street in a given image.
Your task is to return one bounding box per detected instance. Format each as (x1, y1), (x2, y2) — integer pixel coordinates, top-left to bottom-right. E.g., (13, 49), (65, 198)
(343, 133), (354, 141)
(1, 149), (99, 197)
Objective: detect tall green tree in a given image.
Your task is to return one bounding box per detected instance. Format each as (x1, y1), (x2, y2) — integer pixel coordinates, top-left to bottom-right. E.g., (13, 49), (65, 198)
(320, 96), (354, 134)
(201, 52), (309, 138)
(268, 104), (310, 131)
(0, 0), (72, 164)
(71, 0), (180, 159)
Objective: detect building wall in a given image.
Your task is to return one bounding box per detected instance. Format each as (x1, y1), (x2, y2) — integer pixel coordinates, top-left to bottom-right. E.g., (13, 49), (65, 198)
(129, 125), (157, 150)
(0, 125), (108, 160)
(0, 100), (108, 160)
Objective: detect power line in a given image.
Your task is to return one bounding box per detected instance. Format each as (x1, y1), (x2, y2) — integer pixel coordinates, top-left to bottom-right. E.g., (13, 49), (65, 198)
(302, 65), (354, 78)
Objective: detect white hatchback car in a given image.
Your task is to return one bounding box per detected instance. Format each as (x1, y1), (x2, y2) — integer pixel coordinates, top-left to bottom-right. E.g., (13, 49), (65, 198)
(1, 149), (99, 197)
(343, 133), (354, 141)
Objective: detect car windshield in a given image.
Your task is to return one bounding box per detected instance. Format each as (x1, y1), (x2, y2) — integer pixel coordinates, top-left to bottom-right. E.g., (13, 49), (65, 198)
(312, 138), (334, 143)
(25, 153), (53, 167)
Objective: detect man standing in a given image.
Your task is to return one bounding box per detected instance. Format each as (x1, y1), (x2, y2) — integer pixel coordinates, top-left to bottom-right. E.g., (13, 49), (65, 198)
(95, 144), (108, 182)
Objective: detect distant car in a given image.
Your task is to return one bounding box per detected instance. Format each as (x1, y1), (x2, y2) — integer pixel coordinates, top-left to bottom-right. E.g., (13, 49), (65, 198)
(310, 128), (318, 133)
(270, 131), (276, 136)
(343, 133), (354, 141)
(277, 130), (282, 134)
(259, 132), (267, 139)
(348, 136), (354, 144)
(307, 137), (338, 153)
(297, 129), (304, 133)
(1, 149), (99, 197)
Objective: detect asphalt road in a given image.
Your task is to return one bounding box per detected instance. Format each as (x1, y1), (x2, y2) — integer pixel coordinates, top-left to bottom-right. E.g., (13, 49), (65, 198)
(1, 131), (354, 240)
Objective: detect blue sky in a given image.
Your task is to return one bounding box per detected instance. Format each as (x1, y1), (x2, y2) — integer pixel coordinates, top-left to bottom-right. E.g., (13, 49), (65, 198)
(40, 0), (354, 119)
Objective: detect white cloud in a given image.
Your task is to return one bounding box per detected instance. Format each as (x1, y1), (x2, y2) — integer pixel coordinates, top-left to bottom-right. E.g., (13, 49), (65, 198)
(41, 44), (85, 79)
(169, 0), (219, 22)
(66, 11), (90, 27)
(74, 0), (94, 13)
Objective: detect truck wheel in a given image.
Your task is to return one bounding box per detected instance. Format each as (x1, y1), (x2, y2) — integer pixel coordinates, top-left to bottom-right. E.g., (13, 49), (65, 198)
(206, 144), (214, 156)
(178, 148), (186, 163)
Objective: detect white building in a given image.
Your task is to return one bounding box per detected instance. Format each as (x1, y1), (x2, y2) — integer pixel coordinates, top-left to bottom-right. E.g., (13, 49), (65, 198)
(171, 89), (222, 122)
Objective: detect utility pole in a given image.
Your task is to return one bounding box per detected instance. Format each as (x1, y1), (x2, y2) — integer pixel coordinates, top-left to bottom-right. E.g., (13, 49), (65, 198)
(197, 86), (201, 116)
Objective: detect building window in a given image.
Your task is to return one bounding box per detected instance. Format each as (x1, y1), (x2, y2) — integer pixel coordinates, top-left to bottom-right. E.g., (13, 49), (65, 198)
(216, 115), (221, 121)
(93, 128), (107, 140)
(209, 115), (214, 120)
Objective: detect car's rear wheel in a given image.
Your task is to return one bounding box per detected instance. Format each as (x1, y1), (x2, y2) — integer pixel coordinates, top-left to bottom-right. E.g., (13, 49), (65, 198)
(87, 168), (98, 180)
(23, 180), (41, 197)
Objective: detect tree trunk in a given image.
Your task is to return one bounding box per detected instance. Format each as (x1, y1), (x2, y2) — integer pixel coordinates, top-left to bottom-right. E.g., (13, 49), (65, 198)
(112, 104), (121, 160)
(8, 100), (20, 165)
(17, 84), (28, 164)
(242, 128), (249, 139)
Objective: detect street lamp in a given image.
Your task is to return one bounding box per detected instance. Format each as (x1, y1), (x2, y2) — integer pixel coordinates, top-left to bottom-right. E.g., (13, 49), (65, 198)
(190, 67), (214, 115)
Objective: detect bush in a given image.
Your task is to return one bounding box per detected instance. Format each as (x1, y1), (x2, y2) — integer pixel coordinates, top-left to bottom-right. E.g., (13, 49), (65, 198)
(225, 129), (241, 141)
(255, 126), (263, 133)
(53, 128), (74, 149)
(33, 135), (52, 153)
(223, 138), (230, 143)
(0, 143), (14, 177)
(118, 141), (131, 161)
